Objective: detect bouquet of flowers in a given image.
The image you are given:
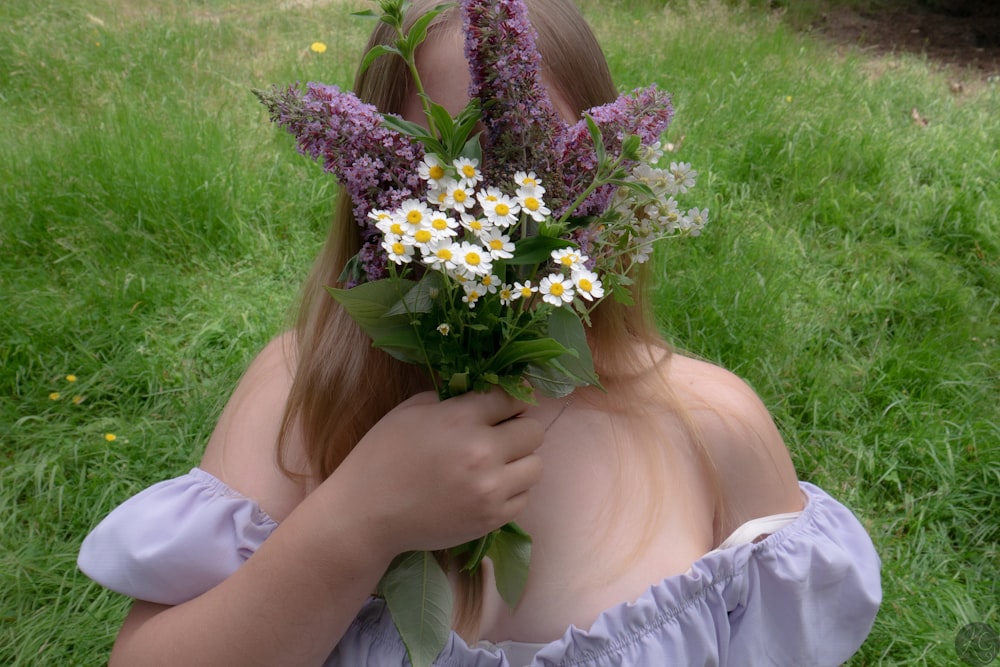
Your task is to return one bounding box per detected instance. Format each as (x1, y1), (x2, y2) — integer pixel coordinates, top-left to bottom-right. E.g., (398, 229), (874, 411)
(257, 0), (706, 663)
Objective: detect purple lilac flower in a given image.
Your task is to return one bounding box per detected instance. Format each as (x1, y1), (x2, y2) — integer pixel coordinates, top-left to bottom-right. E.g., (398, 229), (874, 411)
(257, 83), (423, 281)
(462, 0), (567, 200)
(558, 86), (674, 217)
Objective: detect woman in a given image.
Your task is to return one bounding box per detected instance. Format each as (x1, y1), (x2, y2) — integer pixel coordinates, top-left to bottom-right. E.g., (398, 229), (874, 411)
(79, 1), (881, 664)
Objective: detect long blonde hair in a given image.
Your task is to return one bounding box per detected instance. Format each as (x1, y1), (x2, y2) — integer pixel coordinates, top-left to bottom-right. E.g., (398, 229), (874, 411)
(278, 0), (717, 639)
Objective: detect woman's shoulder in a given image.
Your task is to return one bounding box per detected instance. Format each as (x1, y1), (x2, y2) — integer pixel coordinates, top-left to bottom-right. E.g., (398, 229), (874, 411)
(199, 331), (309, 522)
(667, 354), (805, 531)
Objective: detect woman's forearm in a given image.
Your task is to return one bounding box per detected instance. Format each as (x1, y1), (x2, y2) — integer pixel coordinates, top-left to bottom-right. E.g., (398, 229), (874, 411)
(109, 477), (394, 667)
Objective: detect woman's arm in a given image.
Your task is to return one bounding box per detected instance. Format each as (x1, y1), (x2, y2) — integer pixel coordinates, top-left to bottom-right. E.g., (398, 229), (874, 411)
(109, 335), (544, 666)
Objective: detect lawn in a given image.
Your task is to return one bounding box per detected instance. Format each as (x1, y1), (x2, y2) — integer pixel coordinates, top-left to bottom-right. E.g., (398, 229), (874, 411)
(1, 0), (997, 664)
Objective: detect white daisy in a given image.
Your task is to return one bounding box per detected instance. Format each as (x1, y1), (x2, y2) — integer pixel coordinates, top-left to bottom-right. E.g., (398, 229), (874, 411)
(443, 182), (474, 212)
(516, 185), (550, 223)
(513, 280), (537, 300)
(499, 284), (516, 306)
(382, 234), (415, 264)
(418, 154), (448, 184)
(428, 212), (459, 240)
(459, 212), (490, 238)
(669, 161), (697, 194)
(481, 229), (515, 259)
(422, 239), (459, 271)
(453, 157), (483, 189)
(550, 247), (586, 270)
(539, 274), (574, 307)
(479, 273), (501, 294)
(482, 193), (520, 228)
(462, 281), (484, 309)
(398, 199), (431, 233)
(454, 241), (493, 278)
(476, 186), (503, 209)
(513, 170), (541, 188)
(571, 268), (605, 301)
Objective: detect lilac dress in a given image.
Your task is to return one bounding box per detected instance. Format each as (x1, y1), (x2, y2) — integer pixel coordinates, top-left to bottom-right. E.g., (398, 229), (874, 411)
(78, 468), (881, 666)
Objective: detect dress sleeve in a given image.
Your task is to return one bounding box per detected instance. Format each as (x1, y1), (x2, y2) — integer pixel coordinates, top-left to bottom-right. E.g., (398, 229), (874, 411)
(77, 468), (278, 606)
(726, 482), (883, 666)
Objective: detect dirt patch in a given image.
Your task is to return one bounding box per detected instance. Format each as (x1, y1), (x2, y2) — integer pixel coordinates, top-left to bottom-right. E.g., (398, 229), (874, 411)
(806, 0), (1000, 80)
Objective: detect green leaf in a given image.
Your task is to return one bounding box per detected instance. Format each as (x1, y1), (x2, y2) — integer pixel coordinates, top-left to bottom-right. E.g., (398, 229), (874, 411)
(371, 329), (426, 364)
(509, 236), (575, 265)
(585, 114), (606, 165)
(460, 532), (495, 572)
(405, 5), (449, 53)
(497, 374), (537, 403)
(381, 114), (436, 141)
(546, 307), (601, 388)
(447, 371), (469, 396)
(378, 552), (453, 667)
(327, 279), (416, 342)
(385, 271), (444, 316)
(359, 44), (401, 74)
(621, 133), (642, 160)
(611, 282), (635, 306)
(487, 526), (532, 608)
(490, 338), (568, 372)
(523, 360), (580, 398)
(426, 101), (457, 145)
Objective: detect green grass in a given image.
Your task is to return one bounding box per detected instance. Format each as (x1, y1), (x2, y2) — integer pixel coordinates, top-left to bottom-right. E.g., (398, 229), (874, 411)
(1, 0), (997, 664)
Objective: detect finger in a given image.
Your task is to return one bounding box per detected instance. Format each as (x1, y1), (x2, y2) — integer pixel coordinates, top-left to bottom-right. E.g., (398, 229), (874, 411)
(493, 414), (545, 461)
(449, 388), (529, 425)
(500, 452), (543, 497)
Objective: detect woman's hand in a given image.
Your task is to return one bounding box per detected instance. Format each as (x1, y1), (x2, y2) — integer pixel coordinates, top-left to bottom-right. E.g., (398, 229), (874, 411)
(329, 389), (545, 557)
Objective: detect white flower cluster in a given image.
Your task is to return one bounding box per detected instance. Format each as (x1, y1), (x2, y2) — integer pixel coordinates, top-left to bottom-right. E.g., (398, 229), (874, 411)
(373, 154), (603, 310)
(610, 142), (709, 263)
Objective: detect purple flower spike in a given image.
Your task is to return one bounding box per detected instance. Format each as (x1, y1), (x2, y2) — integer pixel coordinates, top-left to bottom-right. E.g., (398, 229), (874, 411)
(462, 0), (566, 196)
(559, 85), (674, 216)
(258, 83), (425, 281)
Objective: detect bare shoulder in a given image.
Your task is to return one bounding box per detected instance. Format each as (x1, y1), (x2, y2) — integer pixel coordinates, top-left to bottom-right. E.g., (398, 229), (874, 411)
(199, 331), (308, 522)
(668, 354), (804, 533)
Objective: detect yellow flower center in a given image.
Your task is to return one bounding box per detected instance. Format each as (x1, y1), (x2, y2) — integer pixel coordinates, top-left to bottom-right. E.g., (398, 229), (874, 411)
(489, 239), (504, 250)
(560, 255), (576, 266)
(429, 165), (445, 180)
(436, 248), (453, 260)
(392, 242), (406, 255)
(520, 287), (532, 298)
(390, 222), (404, 235)
(495, 203), (510, 216)
(462, 164), (477, 178)
(524, 197), (540, 211)
(549, 282), (564, 296)
(465, 252), (481, 266)
(469, 219), (483, 231)
(453, 189), (468, 203)
(500, 288), (512, 300)
(414, 229), (432, 243)
(406, 210), (423, 225)
(432, 217), (449, 230)
(482, 275), (494, 286)
(578, 278), (593, 292)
